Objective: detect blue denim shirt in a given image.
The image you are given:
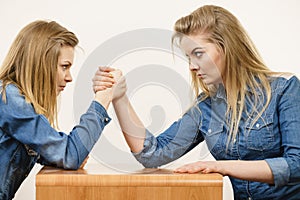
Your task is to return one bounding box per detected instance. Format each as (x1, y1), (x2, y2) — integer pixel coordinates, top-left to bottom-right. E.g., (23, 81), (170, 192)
(0, 83), (111, 200)
(134, 75), (300, 200)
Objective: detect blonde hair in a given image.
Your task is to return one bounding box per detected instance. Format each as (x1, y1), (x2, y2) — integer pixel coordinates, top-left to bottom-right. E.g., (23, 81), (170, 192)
(172, 5), (276, 143)
(0, 20), (78, 127)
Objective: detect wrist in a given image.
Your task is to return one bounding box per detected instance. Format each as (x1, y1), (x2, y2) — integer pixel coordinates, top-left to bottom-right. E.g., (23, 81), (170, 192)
(112, 94), (128, 105)
(94, 90), (112, 110)
(217, 161), (228, 176)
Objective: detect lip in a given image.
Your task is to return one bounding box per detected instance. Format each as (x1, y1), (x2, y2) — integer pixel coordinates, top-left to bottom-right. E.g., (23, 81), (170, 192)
(59, 86), (66, 91)
(197, 74), (205, 78)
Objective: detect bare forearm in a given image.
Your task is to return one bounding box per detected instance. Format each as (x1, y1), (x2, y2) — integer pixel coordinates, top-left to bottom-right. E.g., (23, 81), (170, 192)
(112, 95), (146, 152)
(175, 160), (274, 184)
(219, 160), (274, 184)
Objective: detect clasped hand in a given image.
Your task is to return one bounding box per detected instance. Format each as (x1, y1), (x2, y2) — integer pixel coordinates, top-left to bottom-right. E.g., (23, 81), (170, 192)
(92, 66), (127, 101)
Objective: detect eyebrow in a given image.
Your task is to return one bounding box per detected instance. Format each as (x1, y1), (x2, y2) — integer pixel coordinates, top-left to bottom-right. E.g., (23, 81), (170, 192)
(61, 61), (72, 66)
(191, 47), (204, 55)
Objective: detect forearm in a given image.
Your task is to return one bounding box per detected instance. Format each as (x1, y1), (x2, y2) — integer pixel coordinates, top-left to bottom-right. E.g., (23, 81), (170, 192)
(64, 101), (111, 169)
(176, 159), (274, 184)
(113, 95), (146, 153)
(33, 101), (111, 169)
(219, 160), (274, 184)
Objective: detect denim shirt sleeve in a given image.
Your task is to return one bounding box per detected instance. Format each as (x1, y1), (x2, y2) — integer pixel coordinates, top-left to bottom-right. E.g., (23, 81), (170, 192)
(265, 75), (300, 187)
(0, 84), (111, 169)
(133, 105), (204, 168)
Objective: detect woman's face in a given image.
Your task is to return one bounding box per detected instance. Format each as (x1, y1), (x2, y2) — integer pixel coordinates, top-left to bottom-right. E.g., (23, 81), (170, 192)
(180, 34), (225, 86)
(56, 46), (74, 95)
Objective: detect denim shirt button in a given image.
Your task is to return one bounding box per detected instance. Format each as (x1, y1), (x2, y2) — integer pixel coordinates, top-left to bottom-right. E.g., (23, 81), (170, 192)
(208, 129), (212, 134)
(255, 123), (260, 128)
(104, 118), (109, 123)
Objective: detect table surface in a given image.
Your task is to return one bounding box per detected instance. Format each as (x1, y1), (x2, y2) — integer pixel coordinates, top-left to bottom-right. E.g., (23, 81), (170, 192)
(36, 162), (223, 200)
(36, 162), (223, 187)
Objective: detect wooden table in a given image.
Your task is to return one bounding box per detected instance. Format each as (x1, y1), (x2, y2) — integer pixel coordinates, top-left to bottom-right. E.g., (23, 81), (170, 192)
(36, 162), (223, 200)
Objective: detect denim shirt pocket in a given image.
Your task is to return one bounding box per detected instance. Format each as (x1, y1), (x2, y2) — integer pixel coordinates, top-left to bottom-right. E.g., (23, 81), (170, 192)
(245, 114), (274, 151)
(200, 121), (225, 155)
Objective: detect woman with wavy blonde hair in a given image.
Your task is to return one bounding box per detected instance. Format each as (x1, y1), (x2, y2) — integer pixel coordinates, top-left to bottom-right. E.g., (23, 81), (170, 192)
(96, 5), (300, 199)
(0, 20), (122, 200)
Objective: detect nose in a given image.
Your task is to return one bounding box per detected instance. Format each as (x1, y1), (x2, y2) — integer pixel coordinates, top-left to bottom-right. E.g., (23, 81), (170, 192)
(189, 61), (199, 71)
(65, 70), (73, 83)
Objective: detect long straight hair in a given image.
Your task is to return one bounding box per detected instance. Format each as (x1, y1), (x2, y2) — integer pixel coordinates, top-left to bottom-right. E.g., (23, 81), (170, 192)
(0, 20), (78, 127)
(172, 5), (277, 143)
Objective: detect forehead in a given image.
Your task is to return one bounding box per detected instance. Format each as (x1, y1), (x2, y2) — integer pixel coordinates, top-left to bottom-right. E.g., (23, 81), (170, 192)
(179, 34), (208, 53)
(58, 46), (74, 61)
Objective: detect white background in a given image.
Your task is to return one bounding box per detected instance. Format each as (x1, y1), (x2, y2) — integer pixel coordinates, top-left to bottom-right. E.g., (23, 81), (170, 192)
(1, 0), (299, 199)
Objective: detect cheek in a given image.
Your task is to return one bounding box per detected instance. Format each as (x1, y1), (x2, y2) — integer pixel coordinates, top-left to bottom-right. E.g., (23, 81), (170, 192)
(199, 55), (217, 71)
(214, 55), (225, 75)
(205, 53), (224, 74)
(56, 69), (64, 83)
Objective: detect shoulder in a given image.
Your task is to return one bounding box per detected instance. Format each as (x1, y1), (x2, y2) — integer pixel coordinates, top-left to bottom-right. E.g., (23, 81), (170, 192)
(3, 83), (21, 95)
(269, 73), (300, 98)
(269, 72), (297, 82)
(0, 84), (35, 114)
(2, 83), (25, 103)
(269, 73), (299, 87)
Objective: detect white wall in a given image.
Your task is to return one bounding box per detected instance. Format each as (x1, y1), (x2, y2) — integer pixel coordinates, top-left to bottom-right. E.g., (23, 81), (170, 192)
(1, 0), (299, 200)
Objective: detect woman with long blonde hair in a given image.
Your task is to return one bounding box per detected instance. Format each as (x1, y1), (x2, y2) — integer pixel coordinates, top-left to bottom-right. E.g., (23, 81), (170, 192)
(0, 20), (123, 200)
(95, 5), (300, 199)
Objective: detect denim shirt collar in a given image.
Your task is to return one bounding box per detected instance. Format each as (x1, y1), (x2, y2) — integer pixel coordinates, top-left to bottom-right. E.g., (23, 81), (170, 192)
(212, 84), (227, 101)
(211, 83), (264, 102)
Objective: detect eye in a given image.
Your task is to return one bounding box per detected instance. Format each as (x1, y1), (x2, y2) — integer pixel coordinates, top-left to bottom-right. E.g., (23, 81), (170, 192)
(194, 51), (203, 58)
(61, 64), (70, 71)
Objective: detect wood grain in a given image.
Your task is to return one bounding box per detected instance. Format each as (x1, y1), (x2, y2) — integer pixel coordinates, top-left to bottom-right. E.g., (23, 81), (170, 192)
(36, 163), (223, 200)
